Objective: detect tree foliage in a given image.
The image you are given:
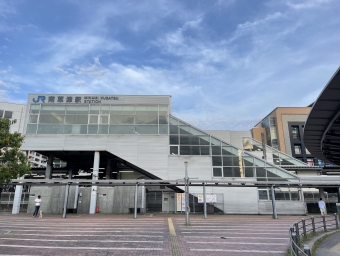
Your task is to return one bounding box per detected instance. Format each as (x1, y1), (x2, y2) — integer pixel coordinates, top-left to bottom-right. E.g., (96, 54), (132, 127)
(0, 118), (31, 185)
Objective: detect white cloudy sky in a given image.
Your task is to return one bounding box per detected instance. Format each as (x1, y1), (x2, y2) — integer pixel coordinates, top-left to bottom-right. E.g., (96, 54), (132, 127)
(0, 0), (339, 130)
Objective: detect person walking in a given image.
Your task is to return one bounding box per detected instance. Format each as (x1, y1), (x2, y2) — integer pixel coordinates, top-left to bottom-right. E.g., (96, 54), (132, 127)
(318, 198), (326, 216)
(33, 195), (42, 217)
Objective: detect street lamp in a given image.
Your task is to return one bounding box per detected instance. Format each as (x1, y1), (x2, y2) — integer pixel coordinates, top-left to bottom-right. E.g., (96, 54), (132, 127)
(184, 161), (190, 225)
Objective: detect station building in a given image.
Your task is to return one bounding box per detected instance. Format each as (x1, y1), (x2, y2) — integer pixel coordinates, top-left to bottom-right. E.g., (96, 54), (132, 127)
(13, 93), (312, 215)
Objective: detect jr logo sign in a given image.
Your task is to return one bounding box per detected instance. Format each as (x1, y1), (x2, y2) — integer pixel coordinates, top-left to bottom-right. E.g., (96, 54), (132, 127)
(32, 96), (46, 103)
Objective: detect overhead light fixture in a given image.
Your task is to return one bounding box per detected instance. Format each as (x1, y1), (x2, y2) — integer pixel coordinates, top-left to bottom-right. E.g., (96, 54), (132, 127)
(120, 170), (134, 173)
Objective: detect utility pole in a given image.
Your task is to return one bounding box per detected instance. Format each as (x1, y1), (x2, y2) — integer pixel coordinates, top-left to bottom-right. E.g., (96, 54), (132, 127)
(184, 161), (190, 225)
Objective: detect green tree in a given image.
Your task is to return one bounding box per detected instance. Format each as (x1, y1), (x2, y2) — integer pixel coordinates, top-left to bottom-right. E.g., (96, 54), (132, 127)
(0, 118), (31, 185)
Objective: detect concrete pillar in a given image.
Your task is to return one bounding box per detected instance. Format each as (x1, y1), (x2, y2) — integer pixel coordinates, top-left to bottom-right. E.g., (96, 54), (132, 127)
(106, 158), (112, 180)
(45, 154), (54, 179)
(319, 188), (327, 215)
(89, 151), (100, 214)
(12, 185), (23, 214)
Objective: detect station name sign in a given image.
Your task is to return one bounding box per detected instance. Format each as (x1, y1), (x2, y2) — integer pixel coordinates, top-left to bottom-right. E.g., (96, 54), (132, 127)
(32, 95), (119, 104)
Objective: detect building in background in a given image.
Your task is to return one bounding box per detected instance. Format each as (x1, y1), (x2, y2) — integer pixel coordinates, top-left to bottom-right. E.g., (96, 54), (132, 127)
(250, 107), (323, 166)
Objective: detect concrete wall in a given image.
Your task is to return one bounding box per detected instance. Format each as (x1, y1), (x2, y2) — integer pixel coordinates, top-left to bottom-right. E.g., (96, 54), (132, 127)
(205, 130), (252, 149)
(0, 102), (26, 134)
(258, 200), (306, 215)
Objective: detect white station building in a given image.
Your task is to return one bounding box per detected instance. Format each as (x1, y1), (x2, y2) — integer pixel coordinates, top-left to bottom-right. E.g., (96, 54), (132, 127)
(15, 94), (311, 215)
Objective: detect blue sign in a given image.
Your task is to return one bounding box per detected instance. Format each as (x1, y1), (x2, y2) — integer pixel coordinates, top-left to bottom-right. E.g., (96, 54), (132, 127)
(32, 96), (46, 103)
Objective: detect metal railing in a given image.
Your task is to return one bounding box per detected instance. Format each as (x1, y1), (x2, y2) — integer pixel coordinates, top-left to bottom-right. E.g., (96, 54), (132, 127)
(289, 214), (339, 255)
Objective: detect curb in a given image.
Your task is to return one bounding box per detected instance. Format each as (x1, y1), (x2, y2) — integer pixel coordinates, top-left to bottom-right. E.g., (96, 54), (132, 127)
(306, 230), (339, 255)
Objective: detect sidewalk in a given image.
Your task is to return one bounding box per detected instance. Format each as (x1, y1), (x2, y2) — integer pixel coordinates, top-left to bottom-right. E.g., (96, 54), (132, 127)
(315, 231), (340, 256)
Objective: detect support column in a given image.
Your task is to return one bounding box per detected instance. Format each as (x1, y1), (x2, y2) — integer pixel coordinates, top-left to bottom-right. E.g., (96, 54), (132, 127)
(337, 187), (340, 203)
(319, 188), (327, 215)
(62, 183), (70, 218)
(89, 151), (100, 214)
(106, 158), (112, 180)
(141, 180), (145, 213)
(271, 186), (278, 219)
(45, 154), (54, 179)
(12, 185), (23, 214)
(203, 183), (207, 219)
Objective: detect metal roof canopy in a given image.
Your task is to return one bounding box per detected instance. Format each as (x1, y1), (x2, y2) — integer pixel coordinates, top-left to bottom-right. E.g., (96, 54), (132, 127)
(304, 67), (340, 166)
(8, 178), (340, 188)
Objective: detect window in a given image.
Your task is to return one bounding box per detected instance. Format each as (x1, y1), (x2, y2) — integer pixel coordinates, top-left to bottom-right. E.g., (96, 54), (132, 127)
(4, 111), (12, 119)
(213, 168), (222, 177)
(307, 159), (314, 166)
(258, 190), (269, 200)
(291, 126), (300, 140)
(294, 145), (302, 154)
(305, 147), (311, 155)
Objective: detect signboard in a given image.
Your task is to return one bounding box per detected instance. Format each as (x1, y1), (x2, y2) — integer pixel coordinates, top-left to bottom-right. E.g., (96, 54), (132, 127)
(176, 193), (186, 211)
(31, 95), (119, 104)
(198, 194), (217, 203)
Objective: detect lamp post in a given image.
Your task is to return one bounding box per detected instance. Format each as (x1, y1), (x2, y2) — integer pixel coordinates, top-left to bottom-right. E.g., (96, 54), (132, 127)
(184, 161), (190, 225)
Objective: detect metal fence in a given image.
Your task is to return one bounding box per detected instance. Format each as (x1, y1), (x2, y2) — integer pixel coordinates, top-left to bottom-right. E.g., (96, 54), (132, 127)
(289, 214), (339, 255)
(0, 192), (30, 212)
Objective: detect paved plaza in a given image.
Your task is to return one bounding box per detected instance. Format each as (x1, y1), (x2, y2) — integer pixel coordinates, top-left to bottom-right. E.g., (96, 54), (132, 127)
(0, 213), (300, 256)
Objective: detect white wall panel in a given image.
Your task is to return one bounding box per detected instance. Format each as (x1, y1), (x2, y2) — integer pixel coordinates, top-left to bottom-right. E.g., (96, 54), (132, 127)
(64, 135), (107, 151)
(22, 135), (66, 150)
(106, 136), (138, 165)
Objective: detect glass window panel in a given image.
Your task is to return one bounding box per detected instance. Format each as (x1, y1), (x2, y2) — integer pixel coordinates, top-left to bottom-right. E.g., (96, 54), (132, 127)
(135, 125), (158, 134)
(211, 137), (221, 146)
(291, 192), (299, 201)
(89, 115), (98, 124)
(170, 146), (178, 155)
(222, 146), (238, 156)
(180, 146), (190, 155)
(135, 115), (147, 124)
(0, 110), (3, 117)
(121, 115), (134, 124)
(275, 192), (286, 200)
(180, 135), (190, 145)
(189, 136), (199, 145)
(223, 156), (239, 166)
(223, 167), (233, 177)
(109, 125), (134, 134)
(147, 106), (158, 111)
(29, 115), (38, 123)
(200, 136), (210, 145)
(90, 105), (100, 114)
(159, 115), (168, 124)
(169, 117), (178, 125)
(191, 146), (200, 155)
(26, 124), (37, 134)
(179, 126), (191, 134)
(146, 115), (158, 124)
(159, 125), (168, 134)
(30, 104), (40, 114)
(245, 167), (254, 177)
(243, 157), (254, 166)
(256, 167), (266, 177)
(98, 125), (109, 134)
(51, 114), (64, 124)
(64, 115), (77, 124)
(100, 116), (109, 124)
(64, 125), (87, 134)
(213, 168), (222, 177)
(110, 115), (121, 124)
(258, 190), (268, 200)
(122, 105), (135, 115)
(291, 126), (300, 140)
(212, 156), (222, 166)
(200, 146), (210, 155)
(294, 145), (302, 154)
(170, 135), (179, 145)
(39, 114), (51, 124)
(88, 124), (98, 134)
(100, 105), (110, 114)
(41, 105), (65, 114)
(159, 105), (168, 111)
(110, 105), (122, 114)
(135, 106), (146, 112)
(211, 146), (221, 155)
(66, 105), (89, 114)
(170, 125), (178, 134)
(4, 111), (12, 118)
(37, 124), (64, 134)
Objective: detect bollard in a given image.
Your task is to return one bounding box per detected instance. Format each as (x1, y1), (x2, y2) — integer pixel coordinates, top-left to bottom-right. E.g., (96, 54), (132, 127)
(335, 213), (339, 229)
(311, 216), (315, 234)
(302, 218), (307, 237)
(304, 245), (311, 256)
(322, 215), (327, 232)
(292, 232), (298, 255)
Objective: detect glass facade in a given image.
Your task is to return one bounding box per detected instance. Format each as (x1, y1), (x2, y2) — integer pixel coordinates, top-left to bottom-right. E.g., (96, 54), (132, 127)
(170, 116), (297, 181)
(26, 104), (169, 135)
(262, 117), (278, 149)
